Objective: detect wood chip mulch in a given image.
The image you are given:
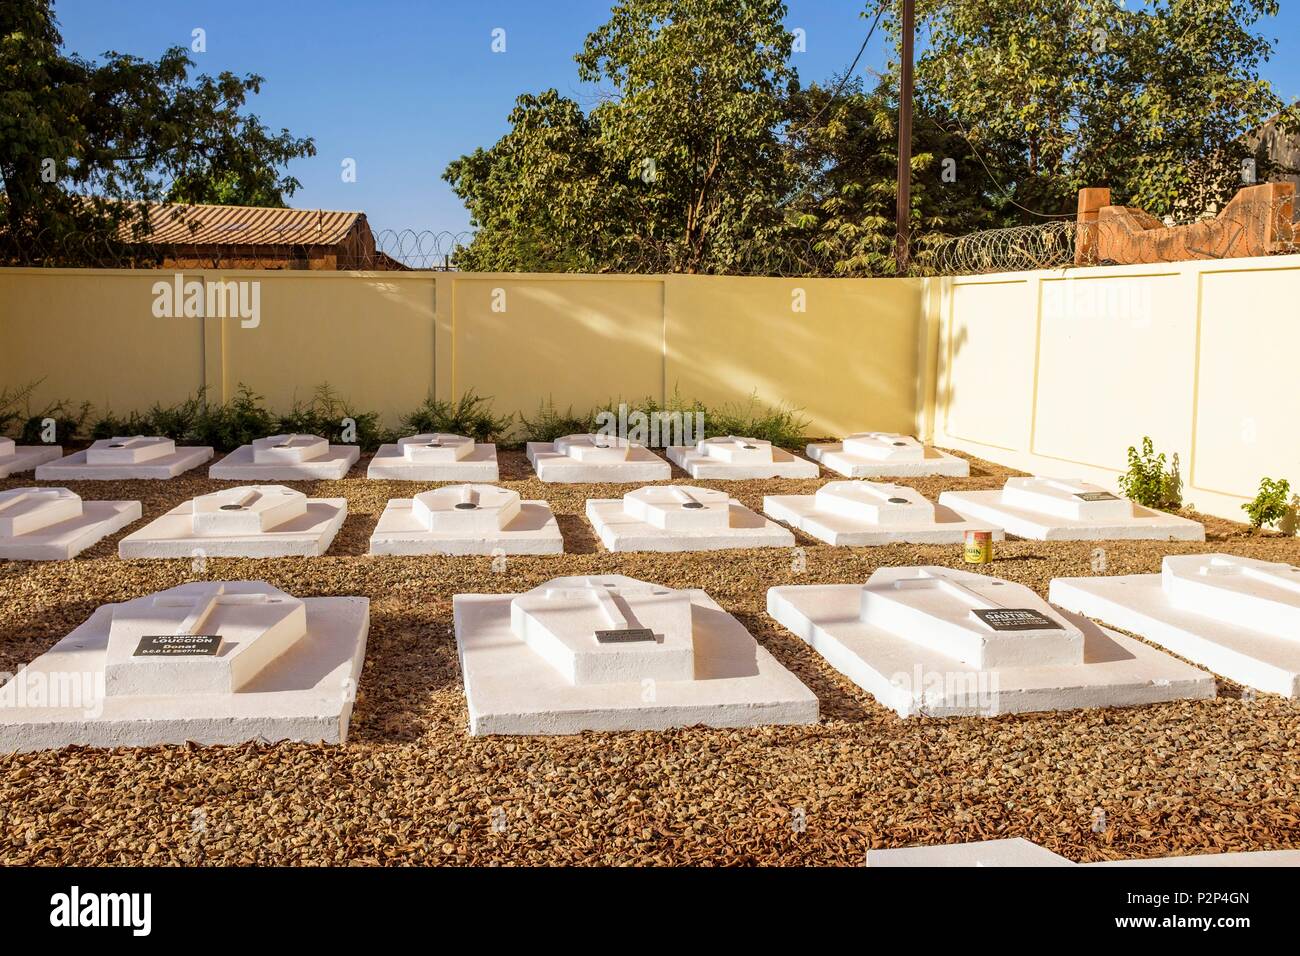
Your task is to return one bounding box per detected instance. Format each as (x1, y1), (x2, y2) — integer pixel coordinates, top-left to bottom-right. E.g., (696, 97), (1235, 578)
(1, 449), (1297, 866)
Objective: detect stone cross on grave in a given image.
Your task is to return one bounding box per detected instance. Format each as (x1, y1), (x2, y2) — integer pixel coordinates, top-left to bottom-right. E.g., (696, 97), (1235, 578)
(1198, 555), (1300, 595)
(669, 487), (708, 509)
(890, 569), (1010, 610)
(0, 488), (66, 508)
(153, 583), (271, 636)
(542, 579), (672, 642)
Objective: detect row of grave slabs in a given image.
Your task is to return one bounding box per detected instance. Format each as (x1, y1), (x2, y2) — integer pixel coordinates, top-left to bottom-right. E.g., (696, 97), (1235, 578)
(0, 430), (1296, 763)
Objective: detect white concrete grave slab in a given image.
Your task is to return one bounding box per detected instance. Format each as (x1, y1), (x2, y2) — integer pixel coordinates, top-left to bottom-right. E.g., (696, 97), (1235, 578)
(0, 437), (63, 479)
(938, 477), (1205, 541)
(867, 838), (1300, 868)
(764, 480), (1004, 546)
(0, 487), (141, 560)
(767, 565), (1214, 717)
(209, 434), (359, 481)
(666, 436), (818, 479)
(370, 483), (562, 556)
(367, 433), (499, 481)
(119, 485), (346, 558)
(806, 432), (969, 478)
(526, 434), (670, 483)
(586, 485), (794, 553)
(454, 574), (818, 734)
(1051, 554), (1300, 697)
(0, 581), (369, 750)
(35, 436), (213, 480)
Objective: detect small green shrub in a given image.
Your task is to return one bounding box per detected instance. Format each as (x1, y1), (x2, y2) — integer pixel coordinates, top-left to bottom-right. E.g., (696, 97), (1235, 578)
(18, 399), (91, 445)
(1, 380), (89, 444)
(702, 391), (810, 447)
(0, 380), (40, 436)
(275, 383), (392, 450)
(517, 398), (593, 444)
(1117, 436), (1182, 509)
(585, 388), (809, 448)
(191, 385), (276, 450)
(402, 390), (513, 442)
(92, 392), (208, 442)
(1242, 477), (1292, 530)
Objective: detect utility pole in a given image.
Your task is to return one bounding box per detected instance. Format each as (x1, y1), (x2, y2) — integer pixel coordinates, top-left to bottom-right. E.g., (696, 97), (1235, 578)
(895, 0), (915, 274)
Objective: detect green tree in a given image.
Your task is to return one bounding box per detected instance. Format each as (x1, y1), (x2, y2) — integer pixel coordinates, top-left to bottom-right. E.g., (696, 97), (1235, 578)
(892, 0), (1297, 221)
(783, 74), (1008, 274)
(0, 0), (315, 254)
(446, 0), (797, 273)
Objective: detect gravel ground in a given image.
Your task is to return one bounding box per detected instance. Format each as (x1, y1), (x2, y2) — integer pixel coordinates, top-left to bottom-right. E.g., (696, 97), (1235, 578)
(1, 449), (1298, 866)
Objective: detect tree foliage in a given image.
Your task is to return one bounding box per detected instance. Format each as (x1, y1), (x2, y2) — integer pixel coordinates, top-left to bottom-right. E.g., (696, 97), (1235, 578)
(449, 0), (1295, 274)
(897, 0), (1298, 220)
(0, 0), (315, 251)
(446, 0), (796, 274)
(784, 74), (1008, 274)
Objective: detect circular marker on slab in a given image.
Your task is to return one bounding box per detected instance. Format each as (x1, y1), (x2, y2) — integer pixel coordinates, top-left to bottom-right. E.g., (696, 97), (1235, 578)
(454, 502), (478, 510)
(219, 504), (245, 511)
(682, 502), (705, 510)
(888, 497), (910, 504)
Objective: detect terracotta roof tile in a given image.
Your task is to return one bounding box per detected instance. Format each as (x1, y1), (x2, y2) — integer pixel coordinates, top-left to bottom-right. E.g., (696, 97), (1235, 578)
(121, 203), (363, 246)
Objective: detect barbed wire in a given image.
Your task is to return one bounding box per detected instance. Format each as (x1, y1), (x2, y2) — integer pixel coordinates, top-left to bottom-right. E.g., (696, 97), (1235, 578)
(928, 195), (1298, 276)
(2, 196), (1295, 276)
(0, 227), (477, 271)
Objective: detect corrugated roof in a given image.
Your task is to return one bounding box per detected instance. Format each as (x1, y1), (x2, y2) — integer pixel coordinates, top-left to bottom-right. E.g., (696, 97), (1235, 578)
(121, 202), (364, 246)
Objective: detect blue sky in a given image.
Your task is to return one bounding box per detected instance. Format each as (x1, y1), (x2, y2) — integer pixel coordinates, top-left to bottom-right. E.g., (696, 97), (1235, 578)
(52, 0), (1299, 234)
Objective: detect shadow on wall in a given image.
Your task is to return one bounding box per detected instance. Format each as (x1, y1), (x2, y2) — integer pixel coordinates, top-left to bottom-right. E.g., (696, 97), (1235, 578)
(451, 276), (665, 415)
(662, 276), (925, 438)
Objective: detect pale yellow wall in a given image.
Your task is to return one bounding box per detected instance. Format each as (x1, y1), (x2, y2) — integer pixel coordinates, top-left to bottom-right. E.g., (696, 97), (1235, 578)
(0, 269), (205, 415)
(0, 269), (436, 429)
(0, 268), (922, 440)
(664, 275), (923, 438)
(441, 274), (664, 416)
(927, 254), (1300, 522)
(10, 258), (1292, 524)
(214, 272), (435, 426)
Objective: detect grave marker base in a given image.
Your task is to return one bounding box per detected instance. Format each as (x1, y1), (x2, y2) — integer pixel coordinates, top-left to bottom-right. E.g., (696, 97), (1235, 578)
(0, 446), (63, 479)
(806, 441), (969, 478)
(36, 446), (213, 481)
(209, 444), (359, 480)
(119, 498), (347, 558)
(938, 487), (1204, 541)
(366, 442), (499, 481)
(764, 493), (1002, 546)
(665, 445), (819, 480)
(369, 498), (562, 555)
(586, 496), (794, 552)
(0, 500), (141, 560)
(526, 441), (670, 483)
(454, 576), (818, 734)
(767, 582), (1214, 717)
(0, 595), (369, 750)
(1050, 570), (1300, 697)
